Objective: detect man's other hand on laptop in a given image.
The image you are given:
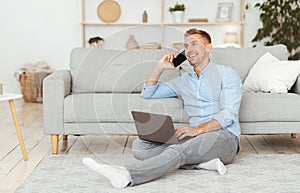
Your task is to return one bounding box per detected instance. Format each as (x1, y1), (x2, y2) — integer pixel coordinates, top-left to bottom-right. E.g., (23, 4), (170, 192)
(175, 125), (198, 140)
(176, 120), (222, 140)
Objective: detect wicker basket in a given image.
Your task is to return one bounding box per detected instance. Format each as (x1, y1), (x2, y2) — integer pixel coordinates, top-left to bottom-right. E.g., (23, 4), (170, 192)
(19, 72), (50, 103)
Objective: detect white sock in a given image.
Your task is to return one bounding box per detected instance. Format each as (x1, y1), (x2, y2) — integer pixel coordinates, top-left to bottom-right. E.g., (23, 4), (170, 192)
(198, 158), (227, 175)
(82, 157), (131, 189)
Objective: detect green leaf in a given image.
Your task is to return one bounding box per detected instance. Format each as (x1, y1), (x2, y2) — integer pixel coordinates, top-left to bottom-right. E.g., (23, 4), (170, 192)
(252, 0), (300, 59)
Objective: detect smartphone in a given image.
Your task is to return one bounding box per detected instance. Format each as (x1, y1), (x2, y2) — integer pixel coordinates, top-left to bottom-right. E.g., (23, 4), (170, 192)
(172, 50), (187, 67)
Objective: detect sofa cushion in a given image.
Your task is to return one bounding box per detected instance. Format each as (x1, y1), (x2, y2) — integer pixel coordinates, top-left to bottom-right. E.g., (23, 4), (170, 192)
(64, 93), (189, 123)
(210, 45), (288, 82)
(239, 92), (300, 122)
(70, 48), (119, 93)
(70, 48), (179, 93)
(243, 52), (300, 93)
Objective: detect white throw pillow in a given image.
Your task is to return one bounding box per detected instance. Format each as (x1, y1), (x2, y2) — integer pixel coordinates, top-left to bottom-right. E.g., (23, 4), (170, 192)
(243, 52), (300, 93)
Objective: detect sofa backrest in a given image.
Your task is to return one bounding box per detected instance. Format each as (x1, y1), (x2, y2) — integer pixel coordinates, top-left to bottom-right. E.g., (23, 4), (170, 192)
(70, 45), (289, 93)
(210, 44), (288, 82)
(70, 48), (179, 93)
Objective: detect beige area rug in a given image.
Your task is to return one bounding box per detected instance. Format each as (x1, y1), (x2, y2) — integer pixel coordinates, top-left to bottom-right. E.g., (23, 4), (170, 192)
(16, 153), (300, 193)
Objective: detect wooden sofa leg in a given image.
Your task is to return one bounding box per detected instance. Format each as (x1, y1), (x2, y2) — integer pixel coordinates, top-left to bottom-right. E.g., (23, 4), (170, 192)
(62, 135), (68, 140)
(51, 134), (59, 154)
(291, 133), (297, 138)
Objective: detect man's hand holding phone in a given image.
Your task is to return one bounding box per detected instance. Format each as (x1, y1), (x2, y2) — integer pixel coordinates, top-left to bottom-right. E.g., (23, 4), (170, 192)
(157, 53), (177, 70)
(146, 51), (186, 86)
(157, 51), (187, 70)
(172, 50), (187, 67)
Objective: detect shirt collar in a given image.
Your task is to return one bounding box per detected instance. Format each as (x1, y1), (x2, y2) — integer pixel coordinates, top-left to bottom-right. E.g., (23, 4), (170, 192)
(192, 61), (215, 79)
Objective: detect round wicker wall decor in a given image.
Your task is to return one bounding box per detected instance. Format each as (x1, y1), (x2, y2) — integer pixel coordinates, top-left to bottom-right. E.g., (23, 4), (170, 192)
(97, 0), (121, 23)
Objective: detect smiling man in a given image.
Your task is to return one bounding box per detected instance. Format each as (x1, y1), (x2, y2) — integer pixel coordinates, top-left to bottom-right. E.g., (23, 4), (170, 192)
(83, 28), (243, 188)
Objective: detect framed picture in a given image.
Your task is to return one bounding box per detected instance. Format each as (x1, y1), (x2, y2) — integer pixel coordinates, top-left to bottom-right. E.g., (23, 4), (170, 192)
(216, 2), (233, 22)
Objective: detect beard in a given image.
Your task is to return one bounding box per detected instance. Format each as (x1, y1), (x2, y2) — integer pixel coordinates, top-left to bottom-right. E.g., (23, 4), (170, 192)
(188, 50), (207, 68)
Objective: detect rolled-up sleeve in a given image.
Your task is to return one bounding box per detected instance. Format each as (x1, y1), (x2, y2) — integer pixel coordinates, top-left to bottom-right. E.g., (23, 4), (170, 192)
(213, 68), (242, 129)
(140, 81), (178, 99)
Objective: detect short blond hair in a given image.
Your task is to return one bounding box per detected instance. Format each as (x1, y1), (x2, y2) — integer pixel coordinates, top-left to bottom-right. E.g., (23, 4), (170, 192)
(184, 28), (211, 44)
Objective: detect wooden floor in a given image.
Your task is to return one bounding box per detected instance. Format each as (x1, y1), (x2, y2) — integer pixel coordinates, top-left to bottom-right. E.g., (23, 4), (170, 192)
(0, 99), (299, 193)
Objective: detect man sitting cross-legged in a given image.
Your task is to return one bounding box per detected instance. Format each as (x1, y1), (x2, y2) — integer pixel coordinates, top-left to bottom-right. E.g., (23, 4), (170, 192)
(83, 28), (242, 188)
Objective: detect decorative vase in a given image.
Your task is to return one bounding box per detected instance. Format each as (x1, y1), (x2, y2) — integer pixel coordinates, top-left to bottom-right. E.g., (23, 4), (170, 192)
(172, 11), (184, 23)
(142, 10), (148, 23)
(126, 35), (139, 49)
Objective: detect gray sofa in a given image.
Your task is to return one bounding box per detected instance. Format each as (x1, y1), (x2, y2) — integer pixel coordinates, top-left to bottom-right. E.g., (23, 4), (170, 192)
(43, 45), (300, 154)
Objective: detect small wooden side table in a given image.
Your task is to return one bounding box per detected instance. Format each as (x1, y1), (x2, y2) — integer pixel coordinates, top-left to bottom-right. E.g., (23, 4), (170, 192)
(0, 94), (28, 161)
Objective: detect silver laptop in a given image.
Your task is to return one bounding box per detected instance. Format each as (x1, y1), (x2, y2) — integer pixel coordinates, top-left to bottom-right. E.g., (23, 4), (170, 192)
(131, 111), (179, 144)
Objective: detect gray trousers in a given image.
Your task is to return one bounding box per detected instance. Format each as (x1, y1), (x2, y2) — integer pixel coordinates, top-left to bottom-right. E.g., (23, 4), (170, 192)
(126, 129), (239, 186)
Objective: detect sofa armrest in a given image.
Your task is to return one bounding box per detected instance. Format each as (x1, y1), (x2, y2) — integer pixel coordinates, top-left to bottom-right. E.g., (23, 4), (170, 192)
(290, 74), (300, 94)
(43, 70), (71, 135)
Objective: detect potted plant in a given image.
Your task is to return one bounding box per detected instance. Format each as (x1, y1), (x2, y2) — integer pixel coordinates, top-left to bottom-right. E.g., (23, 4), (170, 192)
(169, 2), (185, 23)
(251, 0), (300, 59)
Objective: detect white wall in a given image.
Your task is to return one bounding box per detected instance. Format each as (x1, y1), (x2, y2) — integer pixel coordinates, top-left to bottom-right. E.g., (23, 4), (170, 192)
(244, 0), (264, 47)
(0, 0), (81, 93)
(0, 0), (263, 93)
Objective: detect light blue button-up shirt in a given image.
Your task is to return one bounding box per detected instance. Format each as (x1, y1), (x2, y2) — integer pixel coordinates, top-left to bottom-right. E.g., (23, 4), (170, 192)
(140, 61), (243, 138)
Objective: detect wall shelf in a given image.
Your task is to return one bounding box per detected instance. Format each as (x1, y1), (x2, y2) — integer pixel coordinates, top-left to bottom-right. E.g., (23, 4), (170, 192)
(81, 0), (245, 48)
(81, 22), (163, 26)
(82, 22), (244, 26)
(163, 22), (244, 26)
